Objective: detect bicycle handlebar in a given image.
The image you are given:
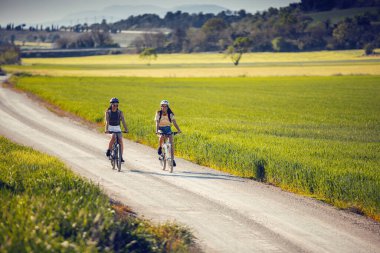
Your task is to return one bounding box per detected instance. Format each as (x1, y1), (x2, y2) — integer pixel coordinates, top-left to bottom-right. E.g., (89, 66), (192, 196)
(157, 131), (179, 136)
(106, 131), (128, 134)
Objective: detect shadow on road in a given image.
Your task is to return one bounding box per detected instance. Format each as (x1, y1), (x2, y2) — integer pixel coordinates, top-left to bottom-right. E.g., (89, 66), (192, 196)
(126, 169), (245, 182)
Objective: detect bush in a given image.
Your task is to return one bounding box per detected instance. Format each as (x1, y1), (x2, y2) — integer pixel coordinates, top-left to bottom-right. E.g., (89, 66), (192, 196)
(364, 43), (375, 55)
(0, 43), (21, 65)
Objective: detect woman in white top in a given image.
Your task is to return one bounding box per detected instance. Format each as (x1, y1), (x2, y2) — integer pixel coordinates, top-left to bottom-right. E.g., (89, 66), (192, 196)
(155, 100), (181, 166)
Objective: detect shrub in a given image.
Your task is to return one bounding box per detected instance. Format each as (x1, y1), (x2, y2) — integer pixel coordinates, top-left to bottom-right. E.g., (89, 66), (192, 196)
(0, 43), (21, 65)
(364, 43), (375, 55)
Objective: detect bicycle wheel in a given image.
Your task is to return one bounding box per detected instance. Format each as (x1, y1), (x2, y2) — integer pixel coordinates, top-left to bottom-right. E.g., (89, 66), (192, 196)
(116, 144), (122, 171)
(111, 146), (116, 170)
(160, 145), (167, 170)
(167, 145), (173, 173)
(162, 152), (167, 170)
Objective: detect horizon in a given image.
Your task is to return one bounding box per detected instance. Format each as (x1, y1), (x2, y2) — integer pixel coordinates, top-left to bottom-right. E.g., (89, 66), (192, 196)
(0, 0), (299, 27)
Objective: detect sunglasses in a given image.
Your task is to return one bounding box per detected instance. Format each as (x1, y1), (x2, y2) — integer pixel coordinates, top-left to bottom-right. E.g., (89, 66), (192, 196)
(112, 103), (119, 106)
(161, 105), (168, 107)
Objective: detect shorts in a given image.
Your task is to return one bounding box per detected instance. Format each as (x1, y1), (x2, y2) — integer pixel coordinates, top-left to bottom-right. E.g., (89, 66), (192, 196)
(108, 125), (122, 138)
(158, 126), (172, 135)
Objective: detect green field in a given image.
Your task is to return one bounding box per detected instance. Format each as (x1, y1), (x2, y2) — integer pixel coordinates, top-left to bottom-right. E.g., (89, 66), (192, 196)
(0, 136), (194, 252)
(11, 74), (380, 220)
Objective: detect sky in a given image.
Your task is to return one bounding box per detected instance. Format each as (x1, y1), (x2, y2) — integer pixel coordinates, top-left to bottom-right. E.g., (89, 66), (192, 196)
(0, 0), (299, 26)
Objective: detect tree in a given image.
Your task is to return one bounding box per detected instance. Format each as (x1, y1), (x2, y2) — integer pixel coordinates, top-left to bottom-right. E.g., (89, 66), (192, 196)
(271, 37), (297, 52)
(0, 43), (21, 65)
(139, 47), (157, 65)
(90, 31), (116, 47)
(201, 18), (230, 51)
(225, 37), (251, 66)
(332, 19), (361, 49)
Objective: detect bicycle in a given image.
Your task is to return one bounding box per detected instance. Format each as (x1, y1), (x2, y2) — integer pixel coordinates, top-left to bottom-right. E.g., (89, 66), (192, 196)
(106, 131), (126, 172)
(158, 131), (178, 173)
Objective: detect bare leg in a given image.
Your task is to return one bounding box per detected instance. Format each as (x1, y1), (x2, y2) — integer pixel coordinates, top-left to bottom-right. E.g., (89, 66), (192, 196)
(108, 134), (116, 150)
(169, 135), (174, 160)
(119, 136), (124, 158)
(159, 135), (164, 148)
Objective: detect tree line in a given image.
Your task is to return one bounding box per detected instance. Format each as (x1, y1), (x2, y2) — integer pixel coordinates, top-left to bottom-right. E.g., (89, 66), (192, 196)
(106, 0), (379, 54)
(1, 0), (379, 55)
(299, 0), (380, 11)
(127, 6), (380, 54)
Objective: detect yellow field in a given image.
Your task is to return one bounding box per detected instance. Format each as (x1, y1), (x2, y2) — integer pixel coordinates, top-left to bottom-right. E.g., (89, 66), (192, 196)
(22, 49), (377, 65)
(3, 49), (379, 77)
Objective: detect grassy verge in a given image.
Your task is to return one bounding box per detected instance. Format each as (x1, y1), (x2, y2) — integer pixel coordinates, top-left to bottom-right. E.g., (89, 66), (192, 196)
(0, 136), (195, 252)
(9, 75), (380, 221)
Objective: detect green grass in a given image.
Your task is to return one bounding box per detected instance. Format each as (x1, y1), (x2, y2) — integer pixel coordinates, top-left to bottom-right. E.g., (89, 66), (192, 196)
(0, 136), (194, 252)
(11, 75), (380, 220)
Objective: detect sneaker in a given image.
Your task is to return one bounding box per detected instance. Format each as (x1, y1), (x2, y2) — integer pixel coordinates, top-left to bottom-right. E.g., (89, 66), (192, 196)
(106, 149), (111, 157)
(173, 160), (176, 167)
(157, 147), (162, 155)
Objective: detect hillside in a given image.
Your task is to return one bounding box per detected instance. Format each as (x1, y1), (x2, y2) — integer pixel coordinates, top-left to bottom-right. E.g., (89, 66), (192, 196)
(308, 6), (380, 24)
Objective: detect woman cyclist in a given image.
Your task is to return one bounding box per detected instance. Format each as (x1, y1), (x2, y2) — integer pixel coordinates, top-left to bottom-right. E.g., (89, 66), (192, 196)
(105, 97), (129, 162)
(155, 100), (181, 166)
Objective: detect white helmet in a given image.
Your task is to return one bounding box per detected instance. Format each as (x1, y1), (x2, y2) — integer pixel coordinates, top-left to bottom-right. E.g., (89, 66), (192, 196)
(160, 100), (169, 106)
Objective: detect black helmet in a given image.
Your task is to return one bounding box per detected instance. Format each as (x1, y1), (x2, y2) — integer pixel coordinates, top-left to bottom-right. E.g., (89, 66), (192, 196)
(110, 97), (119, 103)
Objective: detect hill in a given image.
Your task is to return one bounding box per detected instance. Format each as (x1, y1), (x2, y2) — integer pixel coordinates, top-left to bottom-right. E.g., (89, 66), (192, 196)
(308, 6), (380, 24)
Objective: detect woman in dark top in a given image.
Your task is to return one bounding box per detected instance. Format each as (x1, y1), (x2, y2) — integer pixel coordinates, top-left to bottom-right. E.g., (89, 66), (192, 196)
(105, 97), (129, 162)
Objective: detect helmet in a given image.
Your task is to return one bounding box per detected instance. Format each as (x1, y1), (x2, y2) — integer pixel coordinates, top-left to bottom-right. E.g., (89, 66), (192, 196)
(160, 100), (169, 106)
(110, 97), (119, 103)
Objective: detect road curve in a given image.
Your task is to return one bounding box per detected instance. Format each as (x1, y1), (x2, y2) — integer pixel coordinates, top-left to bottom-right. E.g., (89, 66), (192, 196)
(0, 79), (379, 253)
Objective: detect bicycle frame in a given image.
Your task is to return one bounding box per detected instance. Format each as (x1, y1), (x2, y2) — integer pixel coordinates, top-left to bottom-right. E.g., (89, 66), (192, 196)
(108, 131), (122, 171)
(158, 132), (177, 173)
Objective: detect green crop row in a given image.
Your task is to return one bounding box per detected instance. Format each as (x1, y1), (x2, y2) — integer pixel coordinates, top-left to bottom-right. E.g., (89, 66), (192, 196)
(12, 75), (380, 220)
(0, 136), (194, 252)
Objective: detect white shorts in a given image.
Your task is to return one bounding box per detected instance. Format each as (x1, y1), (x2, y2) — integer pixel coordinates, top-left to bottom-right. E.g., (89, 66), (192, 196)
(108, 125), (121, 132)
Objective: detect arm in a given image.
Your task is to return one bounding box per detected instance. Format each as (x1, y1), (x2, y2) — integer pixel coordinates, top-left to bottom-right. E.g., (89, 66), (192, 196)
(155, 112), (160, 134)
(104, 111), (109, 133)
(172, 118), (181, 133)
(120, 111), (129, 133)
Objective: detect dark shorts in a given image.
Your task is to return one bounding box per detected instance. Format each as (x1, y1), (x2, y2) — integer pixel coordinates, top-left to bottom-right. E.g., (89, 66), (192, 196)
(159, 126), (172, 135)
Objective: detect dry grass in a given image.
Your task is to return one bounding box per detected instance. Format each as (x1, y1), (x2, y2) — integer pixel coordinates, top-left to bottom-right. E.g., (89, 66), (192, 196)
(2, 49), (375, 77)
(21, 50), (377, 65)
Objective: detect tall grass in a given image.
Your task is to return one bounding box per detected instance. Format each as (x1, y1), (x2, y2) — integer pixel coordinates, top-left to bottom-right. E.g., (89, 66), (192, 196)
(12, 75), (380, 220)
(0, 136), (194, 252)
